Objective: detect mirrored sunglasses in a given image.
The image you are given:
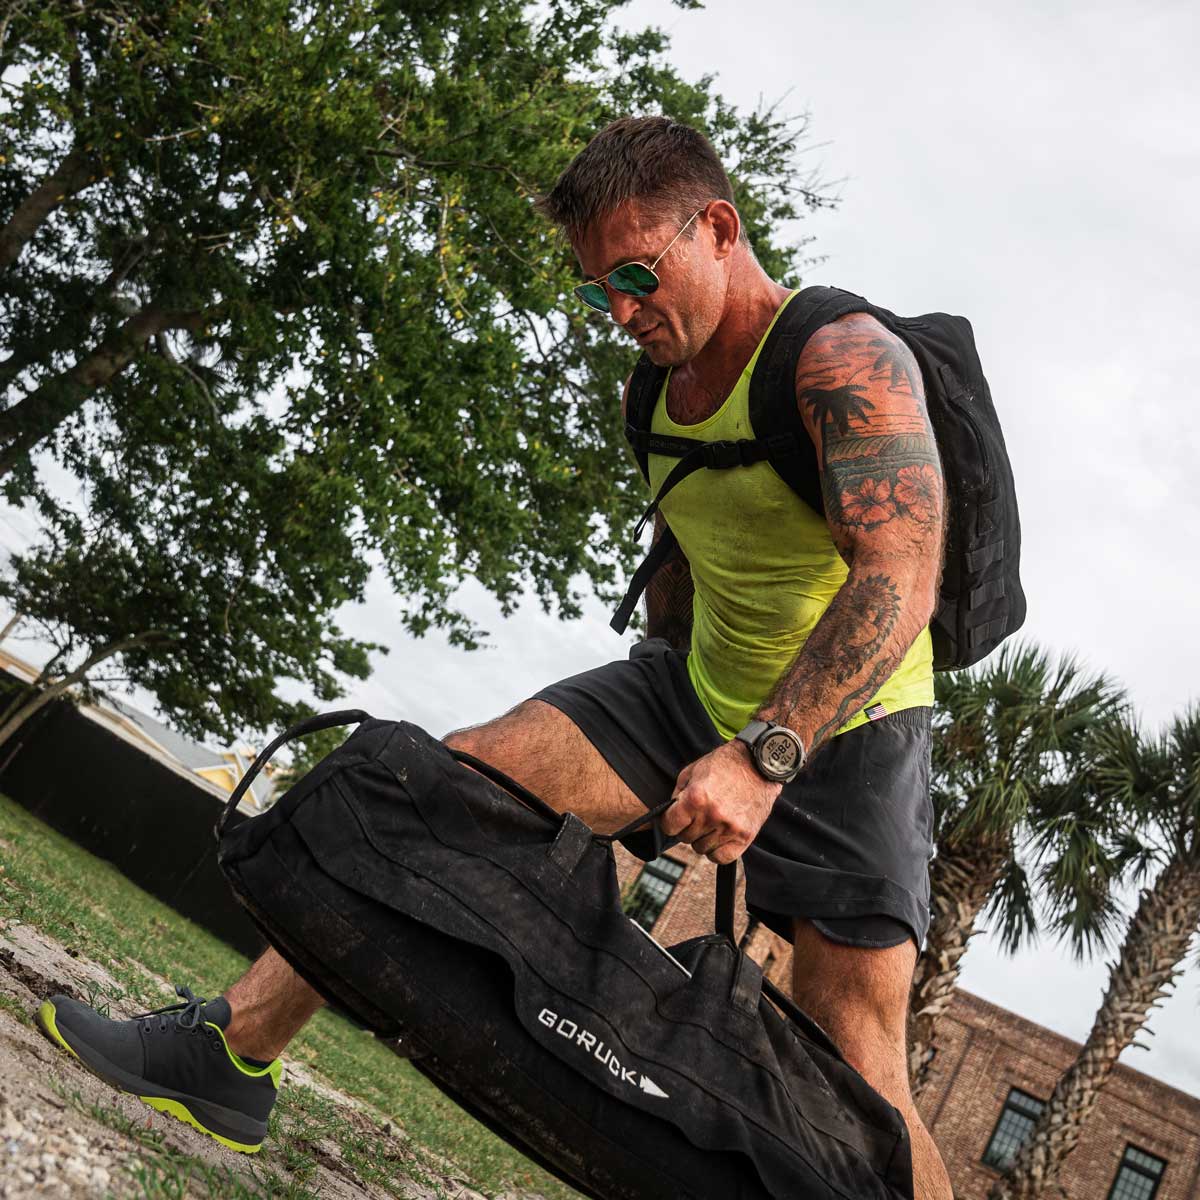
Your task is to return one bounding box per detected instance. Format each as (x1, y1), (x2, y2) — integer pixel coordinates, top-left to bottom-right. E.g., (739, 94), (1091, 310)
(573, 262), (659, 313)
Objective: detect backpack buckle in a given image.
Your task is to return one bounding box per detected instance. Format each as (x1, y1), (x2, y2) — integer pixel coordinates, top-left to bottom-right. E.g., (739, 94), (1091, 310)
(703, 439), (762, 469)
(702, 440), (738, 468)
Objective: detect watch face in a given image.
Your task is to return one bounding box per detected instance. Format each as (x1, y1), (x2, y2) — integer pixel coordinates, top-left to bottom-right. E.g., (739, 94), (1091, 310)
(759, 731), (801, 777)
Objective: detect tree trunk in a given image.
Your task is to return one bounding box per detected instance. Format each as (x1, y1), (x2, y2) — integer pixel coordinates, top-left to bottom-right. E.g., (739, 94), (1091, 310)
(909, 834), (1013, 1098)
(0, 645), (61, 732)
(0, 634), (163, 748)
(989, 855), (1200, 1200)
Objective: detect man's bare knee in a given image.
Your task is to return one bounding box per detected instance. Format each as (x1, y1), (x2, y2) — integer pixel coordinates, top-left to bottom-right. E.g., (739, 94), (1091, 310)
(442, 699), (646, 834)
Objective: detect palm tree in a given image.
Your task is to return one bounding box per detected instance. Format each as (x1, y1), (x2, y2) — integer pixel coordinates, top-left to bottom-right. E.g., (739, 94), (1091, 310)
(991, 705), (1200, 1200)
(908, 643), (1124, 1097)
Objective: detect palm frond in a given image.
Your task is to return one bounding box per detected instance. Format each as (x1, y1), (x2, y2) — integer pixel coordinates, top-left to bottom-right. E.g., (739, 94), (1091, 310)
(1167, 704), (1200, 851)
(933, 640), (1124, 840)
(983, 856), (1037, 956)
(1034, 810), (1130, 960)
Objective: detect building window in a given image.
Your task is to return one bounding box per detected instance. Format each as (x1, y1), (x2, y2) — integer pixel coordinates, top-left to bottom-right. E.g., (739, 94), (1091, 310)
(982, 1088), (1045, 1171)
(1108, 1145), (1166, 1200)
(623, 856), (685, 931)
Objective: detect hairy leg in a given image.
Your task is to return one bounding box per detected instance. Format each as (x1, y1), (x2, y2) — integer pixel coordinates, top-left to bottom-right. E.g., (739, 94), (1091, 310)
(443, 699), (648, 834)
(220, 699), (643, 1059)
(223, 948), (325, 1062)
(791, 919), (953, 1200)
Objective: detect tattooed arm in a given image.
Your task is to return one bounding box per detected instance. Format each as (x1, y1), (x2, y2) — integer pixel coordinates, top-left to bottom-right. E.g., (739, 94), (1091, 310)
(654, 320), (942, 866)
(754, 312), (944, 754)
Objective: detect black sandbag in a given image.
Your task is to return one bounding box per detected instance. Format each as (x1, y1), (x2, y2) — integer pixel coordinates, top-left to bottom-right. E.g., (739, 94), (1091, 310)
(216, 715), (914, 1200)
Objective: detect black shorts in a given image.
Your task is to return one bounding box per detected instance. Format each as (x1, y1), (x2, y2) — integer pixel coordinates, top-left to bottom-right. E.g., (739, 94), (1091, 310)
(533, 638), (933, 951)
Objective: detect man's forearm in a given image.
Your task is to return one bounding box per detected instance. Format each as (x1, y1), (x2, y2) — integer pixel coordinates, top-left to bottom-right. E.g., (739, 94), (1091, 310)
(755, 557), (937, 753)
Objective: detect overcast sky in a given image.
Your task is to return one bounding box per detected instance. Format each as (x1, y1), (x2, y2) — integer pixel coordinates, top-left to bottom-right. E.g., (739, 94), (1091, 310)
(4, 0), (1200, 1097)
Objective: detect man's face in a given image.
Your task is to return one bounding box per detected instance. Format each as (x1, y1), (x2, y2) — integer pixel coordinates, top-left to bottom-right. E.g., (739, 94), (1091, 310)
(571, 200), (726, 369)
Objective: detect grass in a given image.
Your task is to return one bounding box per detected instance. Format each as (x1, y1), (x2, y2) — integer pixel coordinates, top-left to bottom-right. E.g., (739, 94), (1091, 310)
(0, 987), (33, 1025)
(0, 793), (579, 1199)
(52, 1081), (312, 1200)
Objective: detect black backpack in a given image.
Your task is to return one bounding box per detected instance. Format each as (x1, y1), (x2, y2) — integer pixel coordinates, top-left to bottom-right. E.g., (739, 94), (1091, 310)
(613, 285), (1026, 672)
(216, 711), (915, 1200)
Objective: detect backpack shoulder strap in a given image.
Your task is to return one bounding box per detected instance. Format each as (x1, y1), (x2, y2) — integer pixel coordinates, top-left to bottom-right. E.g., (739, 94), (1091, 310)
(623, 353), (670, 485)
(748, 285), (874, 515)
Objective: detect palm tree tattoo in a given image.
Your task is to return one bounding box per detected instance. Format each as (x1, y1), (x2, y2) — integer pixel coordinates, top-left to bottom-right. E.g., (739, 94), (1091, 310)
(799, 384), (876, 437)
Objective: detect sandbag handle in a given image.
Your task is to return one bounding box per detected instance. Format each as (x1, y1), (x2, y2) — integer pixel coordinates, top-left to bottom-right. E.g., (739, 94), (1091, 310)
(448, 749), (563, 827)
(715, 860), (736, 941)
(598, 801), (738, 941)
(213, 709), (370, 842)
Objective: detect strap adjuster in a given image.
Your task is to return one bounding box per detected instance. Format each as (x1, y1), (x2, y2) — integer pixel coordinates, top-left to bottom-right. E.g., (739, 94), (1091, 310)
(702, 440), (740, 468)
(702, 439), (763, 469)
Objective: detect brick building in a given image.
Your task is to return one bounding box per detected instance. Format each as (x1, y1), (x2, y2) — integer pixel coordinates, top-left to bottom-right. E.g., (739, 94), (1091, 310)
(614, 844), (1200, 1199)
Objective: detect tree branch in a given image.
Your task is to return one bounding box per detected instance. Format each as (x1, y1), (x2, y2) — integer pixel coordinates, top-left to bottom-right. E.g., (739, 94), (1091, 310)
(0, 146), (98, 271)
(0, 303), (212, 478)
(0, 630), (170, 748)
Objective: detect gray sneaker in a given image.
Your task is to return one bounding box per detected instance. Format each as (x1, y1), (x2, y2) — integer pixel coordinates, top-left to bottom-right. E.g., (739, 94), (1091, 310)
(38, 985), (280, 1153)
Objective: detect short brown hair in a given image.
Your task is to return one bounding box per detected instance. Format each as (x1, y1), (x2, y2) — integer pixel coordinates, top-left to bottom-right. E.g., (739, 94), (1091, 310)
(535, 115), (747, 246)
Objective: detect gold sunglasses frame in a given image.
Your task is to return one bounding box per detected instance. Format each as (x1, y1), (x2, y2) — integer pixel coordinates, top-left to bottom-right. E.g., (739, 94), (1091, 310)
(574, 208), (705, 312)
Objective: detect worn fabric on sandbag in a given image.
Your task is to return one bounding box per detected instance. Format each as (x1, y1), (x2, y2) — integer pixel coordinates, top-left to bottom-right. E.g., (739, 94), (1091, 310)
(217, 716), (914, 1200)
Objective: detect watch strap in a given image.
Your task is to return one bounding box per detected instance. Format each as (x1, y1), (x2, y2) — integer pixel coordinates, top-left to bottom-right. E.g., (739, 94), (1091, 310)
(734, 719), (771, 751)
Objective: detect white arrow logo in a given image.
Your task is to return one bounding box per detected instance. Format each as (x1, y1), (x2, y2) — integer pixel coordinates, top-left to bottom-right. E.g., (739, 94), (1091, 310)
(537, 1007), (671, 1100)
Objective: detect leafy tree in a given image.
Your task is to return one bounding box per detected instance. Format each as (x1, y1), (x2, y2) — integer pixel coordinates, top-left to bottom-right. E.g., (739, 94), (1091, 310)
(909, 644), (1124, 1096)
(992, 707), (1200, 1200)
(0, 419), (378, 745)
(1, 0), (835, 669)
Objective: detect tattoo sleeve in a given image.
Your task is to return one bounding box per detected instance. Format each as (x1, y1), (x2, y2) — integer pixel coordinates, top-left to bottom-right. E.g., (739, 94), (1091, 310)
(756, 313), (945, 753)
(644, 511), (694, 651)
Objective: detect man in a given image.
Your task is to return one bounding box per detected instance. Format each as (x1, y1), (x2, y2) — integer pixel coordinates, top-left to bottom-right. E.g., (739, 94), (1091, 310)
(38, 116), (952, 1197)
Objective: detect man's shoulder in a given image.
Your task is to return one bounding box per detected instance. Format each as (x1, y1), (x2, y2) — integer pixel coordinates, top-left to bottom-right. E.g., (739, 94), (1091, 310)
(794, 309), (902, 376)
(791, 307), (924, 420)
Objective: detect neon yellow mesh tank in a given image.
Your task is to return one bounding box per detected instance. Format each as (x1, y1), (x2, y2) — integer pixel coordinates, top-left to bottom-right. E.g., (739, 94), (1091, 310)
(648, 291), (934, 740)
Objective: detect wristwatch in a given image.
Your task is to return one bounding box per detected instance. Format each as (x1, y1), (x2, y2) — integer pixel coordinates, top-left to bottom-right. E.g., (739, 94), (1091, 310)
(734, 720), (806, 784)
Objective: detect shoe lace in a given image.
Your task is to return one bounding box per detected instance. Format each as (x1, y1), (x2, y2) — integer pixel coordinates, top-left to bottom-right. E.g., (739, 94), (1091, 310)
(133, 985), (210, 1035)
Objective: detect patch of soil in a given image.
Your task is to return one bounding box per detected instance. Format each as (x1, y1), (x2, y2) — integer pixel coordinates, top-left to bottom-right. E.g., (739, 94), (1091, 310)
(0, 921), (502, 1199)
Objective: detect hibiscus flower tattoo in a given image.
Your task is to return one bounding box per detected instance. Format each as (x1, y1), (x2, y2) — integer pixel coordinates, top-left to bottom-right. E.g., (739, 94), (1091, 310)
(839, 478), (897, 528)
(893, 463), (940, 524)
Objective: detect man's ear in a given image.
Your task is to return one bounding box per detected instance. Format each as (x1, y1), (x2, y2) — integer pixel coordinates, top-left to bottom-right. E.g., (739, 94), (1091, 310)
(706, 200), (740, 260)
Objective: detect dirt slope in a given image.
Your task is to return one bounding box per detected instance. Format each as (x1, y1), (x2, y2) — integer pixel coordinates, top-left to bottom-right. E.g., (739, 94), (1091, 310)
(0, 920), (537, 1200)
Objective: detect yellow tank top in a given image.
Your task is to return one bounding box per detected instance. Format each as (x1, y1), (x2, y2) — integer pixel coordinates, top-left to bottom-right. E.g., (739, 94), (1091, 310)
(648, 290), (934, 740)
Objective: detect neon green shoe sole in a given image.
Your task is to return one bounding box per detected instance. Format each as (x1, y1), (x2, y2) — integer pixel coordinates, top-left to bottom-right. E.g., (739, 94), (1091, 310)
(38, 998), (274, 1153)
